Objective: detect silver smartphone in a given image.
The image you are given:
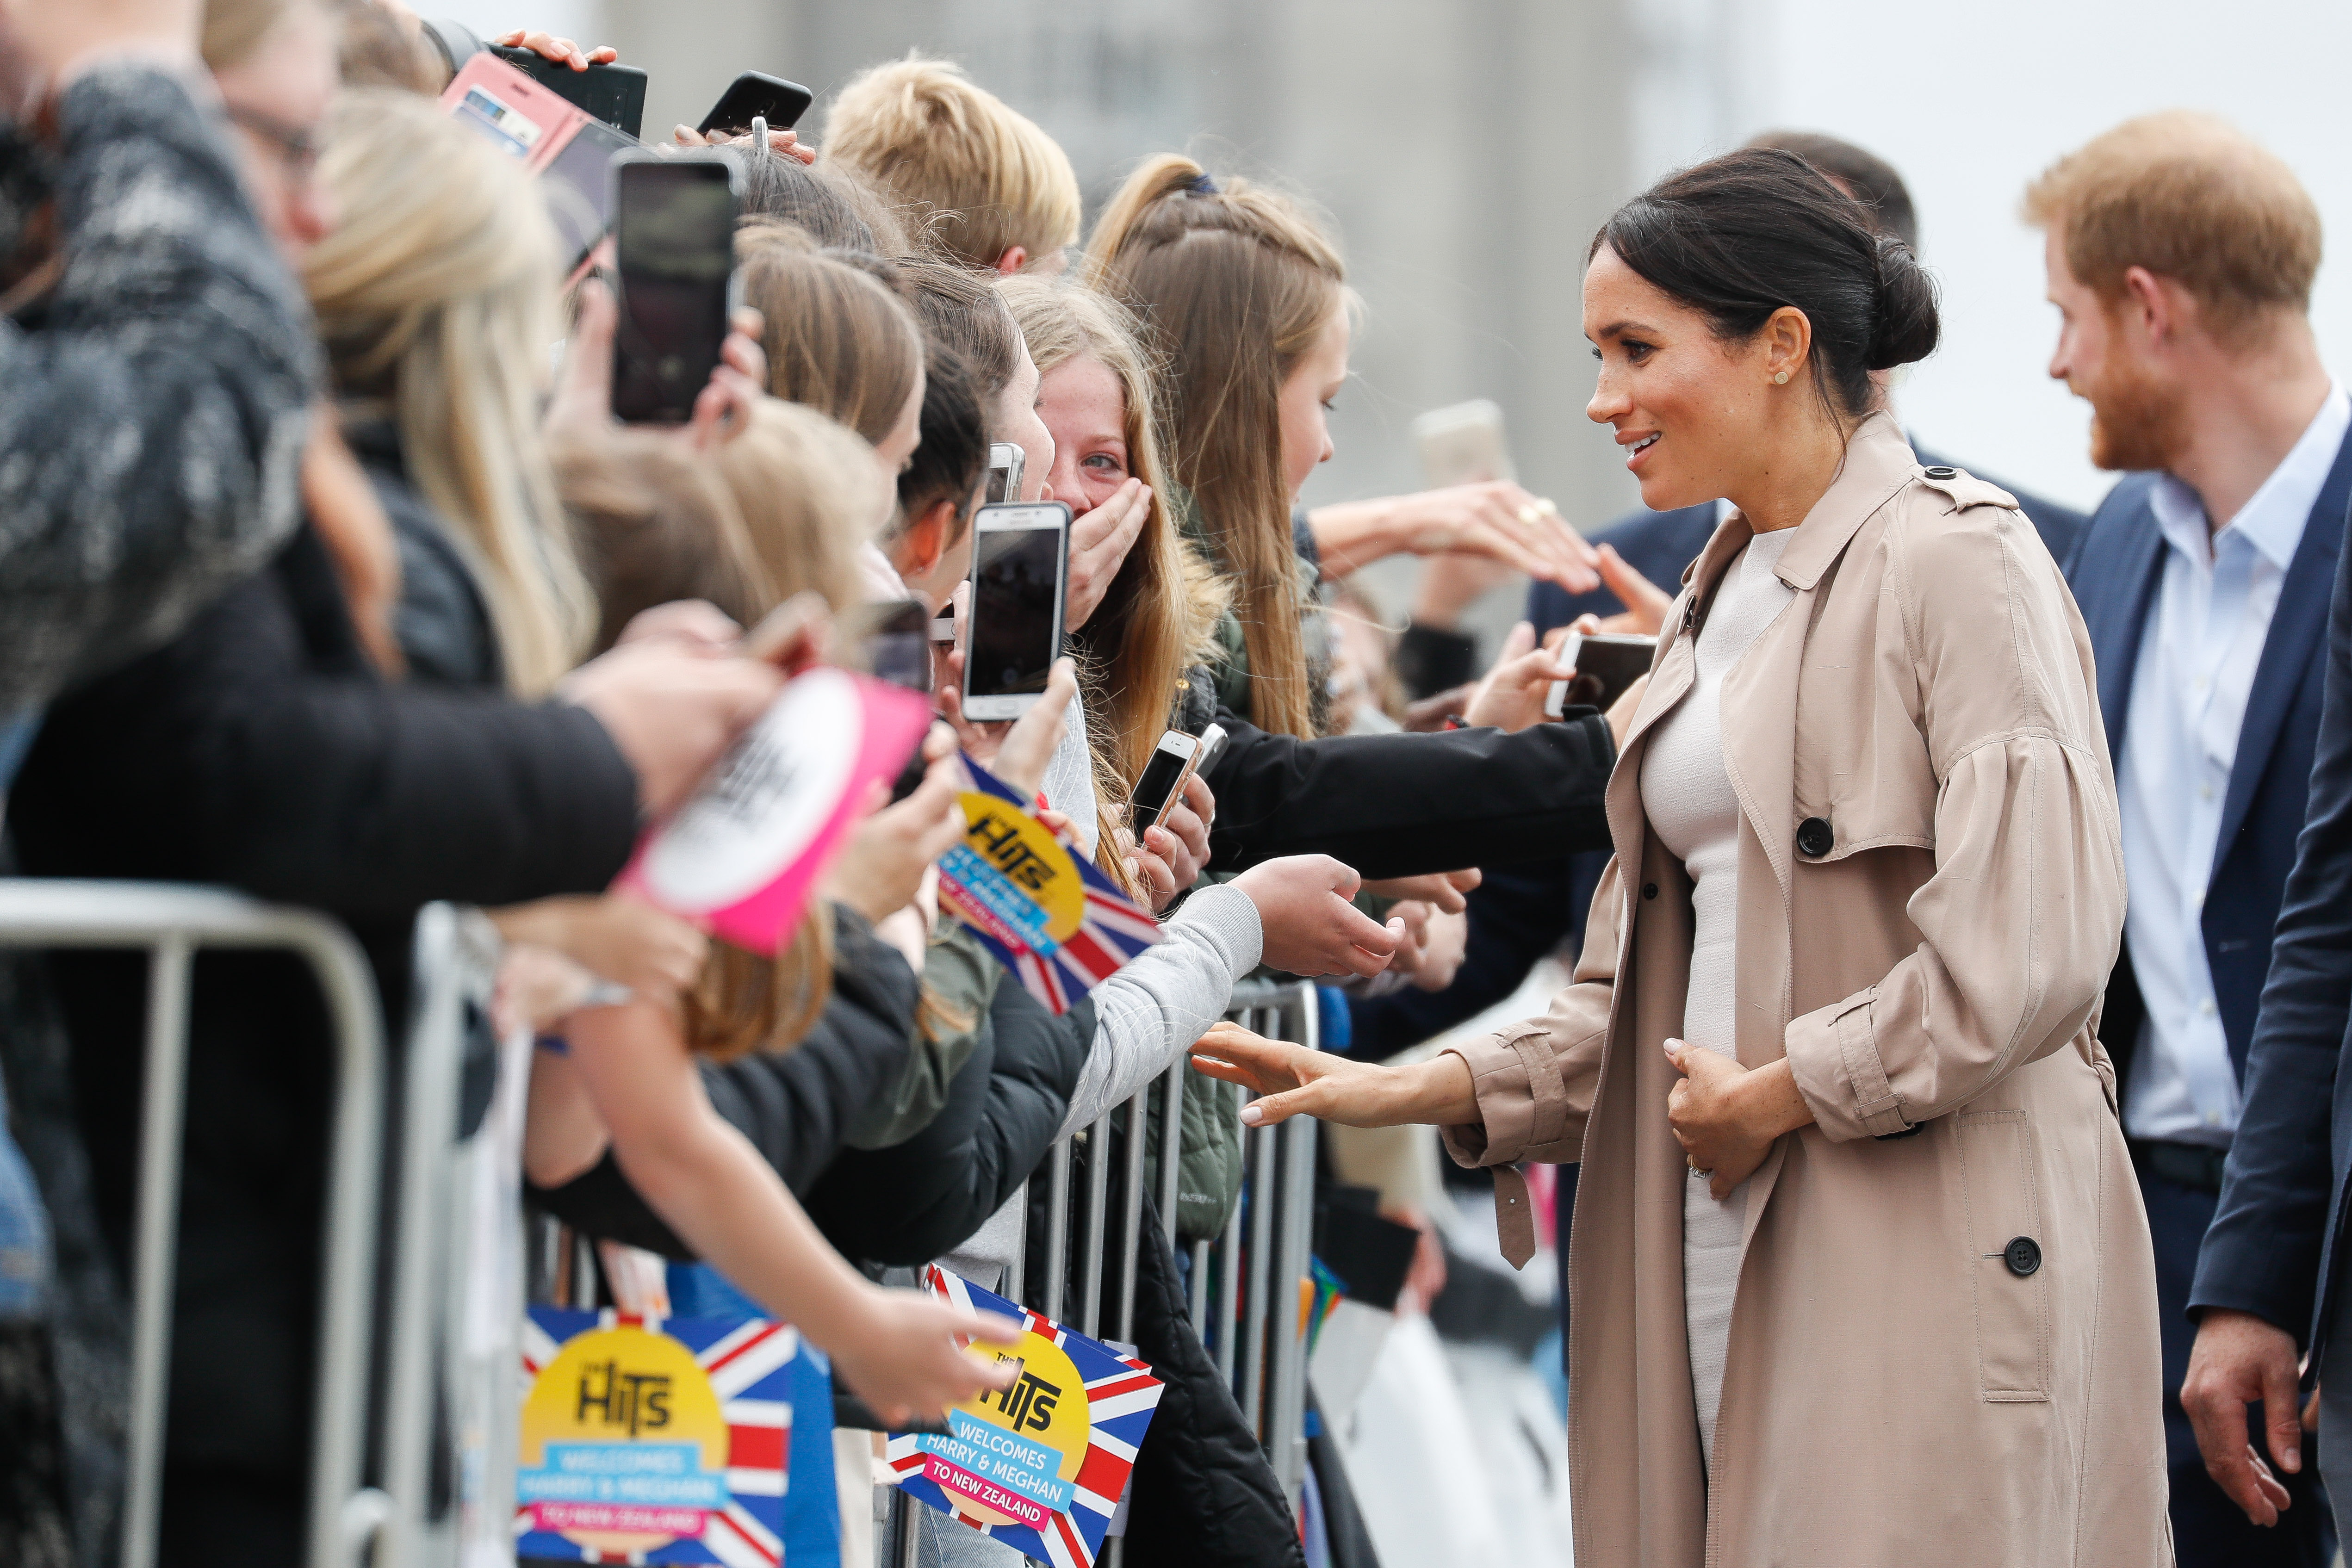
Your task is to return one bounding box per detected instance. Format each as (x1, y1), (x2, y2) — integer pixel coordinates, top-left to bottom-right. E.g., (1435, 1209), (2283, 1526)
(984, 442), (1027, 505)
(961, 502), (1071, 720)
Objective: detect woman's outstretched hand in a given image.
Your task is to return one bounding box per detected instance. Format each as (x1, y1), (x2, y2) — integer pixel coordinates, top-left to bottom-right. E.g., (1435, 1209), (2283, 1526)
(1662, 1041), (1816, 1201)
(1190, 1021), (1477, 1129)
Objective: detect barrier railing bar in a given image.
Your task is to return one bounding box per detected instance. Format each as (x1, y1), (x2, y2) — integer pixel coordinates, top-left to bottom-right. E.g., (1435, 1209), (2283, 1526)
(379, 904), (470, 1566)
(1114, 1091), (1148, 1343)
(1267, 982), (1320, 1500)
(123, 936), (191, 1568)
(1156, 1054), (1182, 1271)
(1188, 1236), (1211, 1334)
(0, 880), (387, 1568)
(1041, 1140), (1071, 1321)
(1078, 1113), (1111, 1339)
(1240, 1120), (1275, 1438)
(1212, 1013), (1249, 1386)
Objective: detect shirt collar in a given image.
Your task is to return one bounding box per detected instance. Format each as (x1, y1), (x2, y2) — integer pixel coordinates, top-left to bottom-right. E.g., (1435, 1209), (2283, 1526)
(2148, 379), (2349, 572)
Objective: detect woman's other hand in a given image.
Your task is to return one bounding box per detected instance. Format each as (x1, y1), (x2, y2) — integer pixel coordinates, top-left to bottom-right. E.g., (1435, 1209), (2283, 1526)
(1229, 855), (1401, 978)
(826, 1284), (1021, 1429)
(1464, 621), (1574, 732)
(936, 654), (1076, 799)
(1063, 477), (1150, 631)
(1663, 1041), (1815, 1201)
(1190, 1021), (1477, 1129)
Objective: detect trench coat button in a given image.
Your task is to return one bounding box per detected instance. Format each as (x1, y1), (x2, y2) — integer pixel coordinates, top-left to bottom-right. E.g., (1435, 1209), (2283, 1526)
(1795, 816), (1834, 858)
(1642, 882), (1659, 900)
(1923, 465), (1958, 479)
(2004, 1236), (2042, 1277)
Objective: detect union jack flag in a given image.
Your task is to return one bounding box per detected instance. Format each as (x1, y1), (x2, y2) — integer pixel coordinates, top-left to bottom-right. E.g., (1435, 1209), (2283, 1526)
(938, 755), (1161, 1014)
(883, 1267), (1164, 1568)
(516, 1309), (809, 1567)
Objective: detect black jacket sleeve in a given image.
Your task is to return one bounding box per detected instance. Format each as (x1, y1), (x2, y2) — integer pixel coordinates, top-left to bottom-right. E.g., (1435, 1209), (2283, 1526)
(804, 986), (1092, 1266)
(2192, 508), (2352, 1346)
(1199, 710), (1615, 879)
(13, 531), (639, 923)
(526, 911), (923, 1256)
(0, 67), (317, 713)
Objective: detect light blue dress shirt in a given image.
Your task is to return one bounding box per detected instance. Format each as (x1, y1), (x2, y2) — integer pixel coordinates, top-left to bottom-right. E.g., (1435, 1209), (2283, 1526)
(2119, 382), (2351, 1146)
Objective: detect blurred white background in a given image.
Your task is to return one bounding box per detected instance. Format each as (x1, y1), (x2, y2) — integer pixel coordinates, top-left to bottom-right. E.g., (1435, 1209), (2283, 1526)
(433, 0), (2352, 546)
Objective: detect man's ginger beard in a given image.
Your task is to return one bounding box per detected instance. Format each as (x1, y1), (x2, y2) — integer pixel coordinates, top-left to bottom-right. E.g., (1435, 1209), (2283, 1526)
(2079, 301), (2193, 473)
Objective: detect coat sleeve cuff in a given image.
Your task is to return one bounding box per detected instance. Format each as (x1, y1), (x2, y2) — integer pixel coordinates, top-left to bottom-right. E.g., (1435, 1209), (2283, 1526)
(1439, 1021), (1575, 1168)
(1784, 990), (1913, 1142)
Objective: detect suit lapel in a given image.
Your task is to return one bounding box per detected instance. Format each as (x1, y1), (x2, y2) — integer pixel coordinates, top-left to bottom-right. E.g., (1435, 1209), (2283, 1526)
(2211, 430), (2352, 881)
(2083, 500), (2166, 772)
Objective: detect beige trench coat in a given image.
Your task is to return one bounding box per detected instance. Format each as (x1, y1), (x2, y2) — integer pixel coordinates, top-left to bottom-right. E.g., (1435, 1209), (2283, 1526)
(1442, 415), (2169, 1566)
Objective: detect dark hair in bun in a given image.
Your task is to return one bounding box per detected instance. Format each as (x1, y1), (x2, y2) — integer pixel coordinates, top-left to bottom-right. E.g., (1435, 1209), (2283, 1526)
(1591, 147), (1940, 417)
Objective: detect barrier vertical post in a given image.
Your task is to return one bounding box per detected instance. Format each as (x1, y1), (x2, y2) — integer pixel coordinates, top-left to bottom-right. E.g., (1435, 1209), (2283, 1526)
(1266, 982), (1321, 1501)
(1156, 1054), (1183, 1264)
(1079, 1113), (1111, 1339)
(1114, 1092), (1148, 1343)
(122, 936), (192, 1568)
(1041, 1139), (1072, 1321)
(1240, 1119), (1276, 1439)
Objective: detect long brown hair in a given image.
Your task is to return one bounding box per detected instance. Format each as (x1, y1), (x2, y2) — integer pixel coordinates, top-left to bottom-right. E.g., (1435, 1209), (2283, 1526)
(999, 275), (1225, 818)
(736, 221), (924, 448)
(1084, 154), (1346, 739)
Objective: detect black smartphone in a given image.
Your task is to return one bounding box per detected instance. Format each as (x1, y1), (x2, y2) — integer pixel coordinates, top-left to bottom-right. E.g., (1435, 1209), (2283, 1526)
(490, 46), (647, 137)
(698, 72), (814, 136)
(609, 154), (738, 426)
(858, 599), (933, 694)
(538, 117), (636, 266)
(961, 502), (1071, 720)
(1546, 630), (1657, 716)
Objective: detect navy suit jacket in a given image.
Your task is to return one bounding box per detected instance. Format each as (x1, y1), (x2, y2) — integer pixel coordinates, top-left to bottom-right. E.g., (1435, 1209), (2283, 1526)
(2063, 435), (2352, 1107)
(2192, 479), (2352, 1354)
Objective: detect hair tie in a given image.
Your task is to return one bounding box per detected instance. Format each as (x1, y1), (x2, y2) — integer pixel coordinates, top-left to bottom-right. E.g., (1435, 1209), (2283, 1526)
(1187, 173), (1219, 197)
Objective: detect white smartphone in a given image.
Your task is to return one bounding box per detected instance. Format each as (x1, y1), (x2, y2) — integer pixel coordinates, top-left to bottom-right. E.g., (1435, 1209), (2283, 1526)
(1411, 398), (1516, 489)
(961, 501), (1071, 720)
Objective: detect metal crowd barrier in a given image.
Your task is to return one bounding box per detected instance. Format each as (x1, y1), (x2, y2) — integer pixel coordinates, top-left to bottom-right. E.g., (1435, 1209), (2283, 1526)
(0, 880), (389, 1568)
(1017, 978), (1323, 1512)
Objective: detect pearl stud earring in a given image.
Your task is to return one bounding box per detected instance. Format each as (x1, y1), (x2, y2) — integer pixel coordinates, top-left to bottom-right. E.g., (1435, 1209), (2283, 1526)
(1773, 371), (1790, 384)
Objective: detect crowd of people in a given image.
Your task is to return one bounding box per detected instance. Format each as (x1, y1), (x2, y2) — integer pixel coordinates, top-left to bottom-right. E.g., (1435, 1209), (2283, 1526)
(6, 2), (2352, 1567)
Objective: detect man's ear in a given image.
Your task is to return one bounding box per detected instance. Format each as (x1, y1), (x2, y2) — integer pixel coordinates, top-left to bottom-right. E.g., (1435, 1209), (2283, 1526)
(993, 245), (1029, 276)
(2119, 265), (2189, 350)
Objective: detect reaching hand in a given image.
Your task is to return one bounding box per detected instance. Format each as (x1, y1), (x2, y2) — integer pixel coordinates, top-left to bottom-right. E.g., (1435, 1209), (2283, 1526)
(490, 27), (616, 70)
(1588, 544), (1675, 634)
(615, 600), (742, 653)
(823, 727), (965, 925)
(1317, 483), (1600, 592)
(1463, 621), (1575, 732)
(825, 1283), (1021, 1428)
(1405, 907), (1467, 991)
(1063, 478), (1151, 632)
(674, 123), (816, 165)
(1189, 1020), (1477, 1128)
(0, 0), (202, 95)
(2181, 1309), (2304, 1527)
(1359, 868), (1480, 915)
(1230, 855), (1401, 979)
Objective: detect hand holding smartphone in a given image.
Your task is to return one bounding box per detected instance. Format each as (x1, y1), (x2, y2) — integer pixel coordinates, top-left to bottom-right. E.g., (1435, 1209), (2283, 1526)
(1129, 722), (1226, 831)
(609, 152), (739, 425)
(961, 502), (1072, 720)
(698, 71), (815, 136)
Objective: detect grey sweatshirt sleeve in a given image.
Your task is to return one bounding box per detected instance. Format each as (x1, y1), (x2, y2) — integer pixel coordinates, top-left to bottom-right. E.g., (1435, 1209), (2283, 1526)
(1055, 882), (1262, 1137)
(0, 66), (317, 714)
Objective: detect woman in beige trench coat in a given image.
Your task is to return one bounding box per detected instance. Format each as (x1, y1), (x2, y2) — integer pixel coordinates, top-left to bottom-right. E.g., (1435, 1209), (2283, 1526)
(1196, 149), (2170, 1565)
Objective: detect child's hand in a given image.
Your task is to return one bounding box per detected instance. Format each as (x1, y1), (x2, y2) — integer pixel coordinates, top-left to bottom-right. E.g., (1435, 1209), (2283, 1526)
(827, 1284), (1023, 1427)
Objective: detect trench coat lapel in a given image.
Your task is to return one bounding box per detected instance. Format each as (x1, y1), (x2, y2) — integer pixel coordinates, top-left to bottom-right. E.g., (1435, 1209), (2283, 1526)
(1714, 415), (1918, 1246)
